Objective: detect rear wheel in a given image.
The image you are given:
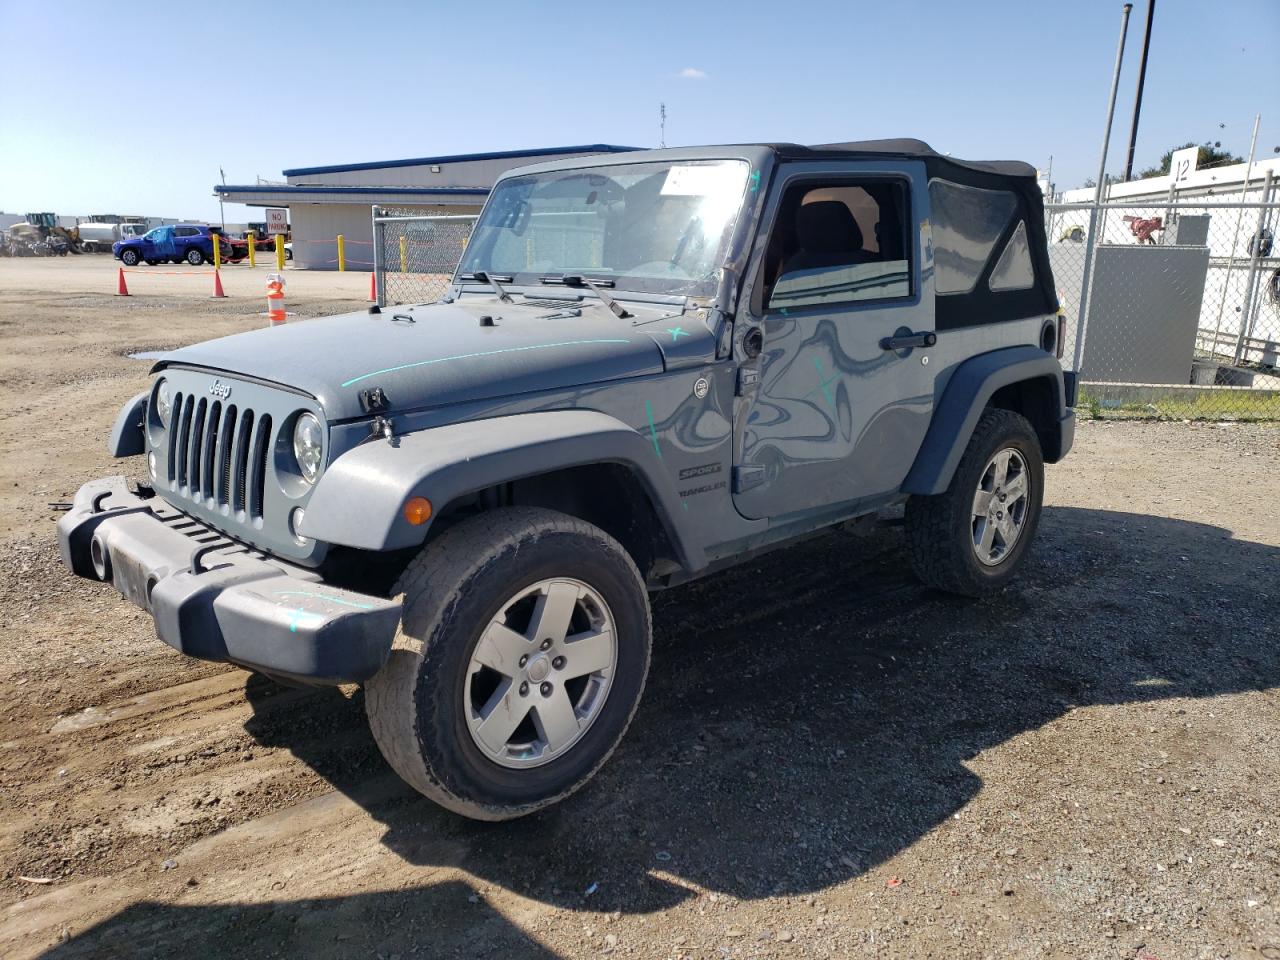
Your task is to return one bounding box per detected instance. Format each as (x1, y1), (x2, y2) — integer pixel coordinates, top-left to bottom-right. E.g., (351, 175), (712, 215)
(366, 507), (651, 820)
(905, 408), (1044, 597)
(185, 248), (204, 266)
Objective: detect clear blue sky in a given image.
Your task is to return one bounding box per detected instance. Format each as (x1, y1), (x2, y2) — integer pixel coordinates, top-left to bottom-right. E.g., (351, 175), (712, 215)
(2, 0), (1276, 222)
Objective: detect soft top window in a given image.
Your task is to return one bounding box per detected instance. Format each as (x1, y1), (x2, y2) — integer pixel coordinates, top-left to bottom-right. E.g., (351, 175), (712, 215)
(989, 221), (1035, 292)
(928, 180), (1018, 295)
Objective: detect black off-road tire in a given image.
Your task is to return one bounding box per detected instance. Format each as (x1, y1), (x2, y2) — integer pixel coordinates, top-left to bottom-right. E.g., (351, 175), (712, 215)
(366, 507), (652, 821)
(905, 408), (1044, 597)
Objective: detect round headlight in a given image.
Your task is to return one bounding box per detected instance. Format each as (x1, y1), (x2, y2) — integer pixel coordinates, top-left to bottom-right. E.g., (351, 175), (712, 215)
(155, 380), (172, 422)
(293, 413), (324, 484)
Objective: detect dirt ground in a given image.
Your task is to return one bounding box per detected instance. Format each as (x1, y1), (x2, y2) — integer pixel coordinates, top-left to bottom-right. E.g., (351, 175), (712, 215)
(1, 255), (1279, 960)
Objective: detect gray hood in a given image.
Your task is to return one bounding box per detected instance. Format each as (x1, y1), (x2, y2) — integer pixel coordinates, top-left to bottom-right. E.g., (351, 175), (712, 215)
(157, 298), (695, 421)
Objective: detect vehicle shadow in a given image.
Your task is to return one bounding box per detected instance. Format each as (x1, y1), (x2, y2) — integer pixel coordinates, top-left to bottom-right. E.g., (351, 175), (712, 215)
(44, 505), (1280, 957)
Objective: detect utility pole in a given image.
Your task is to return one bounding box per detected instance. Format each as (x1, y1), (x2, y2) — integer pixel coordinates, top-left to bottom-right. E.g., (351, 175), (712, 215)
(1072, 3), (1134, 374)
(218, 166), (227, 230)
(659, 103), (667, 149)
(1123, 0), (1157, 181)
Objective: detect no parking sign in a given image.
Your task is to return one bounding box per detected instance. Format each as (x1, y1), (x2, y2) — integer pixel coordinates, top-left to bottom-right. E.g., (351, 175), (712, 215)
(265, 208), (289, 235)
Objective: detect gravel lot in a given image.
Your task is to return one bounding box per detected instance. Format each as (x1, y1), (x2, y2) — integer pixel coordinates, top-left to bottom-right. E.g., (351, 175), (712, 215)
(1, 256), (1278, 960)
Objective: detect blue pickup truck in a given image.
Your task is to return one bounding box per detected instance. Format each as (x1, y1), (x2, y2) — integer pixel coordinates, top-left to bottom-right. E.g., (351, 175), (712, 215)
(113, 224), (245, 267)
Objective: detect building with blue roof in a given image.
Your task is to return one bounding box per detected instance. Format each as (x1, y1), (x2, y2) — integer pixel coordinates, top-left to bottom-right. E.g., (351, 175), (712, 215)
(214, 145), (636, 270)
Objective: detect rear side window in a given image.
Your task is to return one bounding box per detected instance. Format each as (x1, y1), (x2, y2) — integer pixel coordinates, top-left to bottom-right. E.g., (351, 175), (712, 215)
(989, 220), (1035, 291)
(928, 181), (1018, 294)
(175, 226), (197, 237)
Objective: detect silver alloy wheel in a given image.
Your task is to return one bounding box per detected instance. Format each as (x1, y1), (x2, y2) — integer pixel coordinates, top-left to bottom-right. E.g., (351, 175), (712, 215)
(465, 577), (618, 769)
(971, 447), (1030, 566)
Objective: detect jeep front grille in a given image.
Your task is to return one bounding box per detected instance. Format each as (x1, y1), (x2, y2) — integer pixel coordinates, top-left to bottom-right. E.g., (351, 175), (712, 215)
(168, 392), (272, 519)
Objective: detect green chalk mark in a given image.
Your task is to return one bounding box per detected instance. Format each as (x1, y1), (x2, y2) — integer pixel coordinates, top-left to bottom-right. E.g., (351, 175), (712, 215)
(812, 358), (838, 412)
(340, 339), (632, 388)
(666, 326), (689, 341)
(287, 608), (325, 633)
(274, 590), (375, 611)
(644, 401), (662, 459)
(749, 170), (761, 192)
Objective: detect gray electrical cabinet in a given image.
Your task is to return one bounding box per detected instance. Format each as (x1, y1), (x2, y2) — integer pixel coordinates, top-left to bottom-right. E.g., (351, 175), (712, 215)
(1166, 214), (1211, 246)
(1051, 243), (1211, 384)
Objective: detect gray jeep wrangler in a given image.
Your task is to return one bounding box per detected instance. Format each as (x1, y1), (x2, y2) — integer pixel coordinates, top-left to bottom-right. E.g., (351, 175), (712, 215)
(60, 140), (1074, 819)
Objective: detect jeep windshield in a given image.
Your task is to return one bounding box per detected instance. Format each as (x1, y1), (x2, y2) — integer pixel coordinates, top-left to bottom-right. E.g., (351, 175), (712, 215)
(457, 159), (750, 298)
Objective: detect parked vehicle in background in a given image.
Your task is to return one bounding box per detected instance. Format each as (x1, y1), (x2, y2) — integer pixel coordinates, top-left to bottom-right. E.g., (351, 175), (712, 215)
(2, 223), (66, 256)
(62, 139), (1074, 821)
(113, 224), (227, 267)
(209, 227), (248, 264)
(78, 222), (148, 253)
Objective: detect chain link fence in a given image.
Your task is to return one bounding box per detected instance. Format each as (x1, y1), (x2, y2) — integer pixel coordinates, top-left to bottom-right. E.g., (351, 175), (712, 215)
(1047, 196), (1280, 420)
(366, 200), (1280, 420)
(373, 208), (477, 306)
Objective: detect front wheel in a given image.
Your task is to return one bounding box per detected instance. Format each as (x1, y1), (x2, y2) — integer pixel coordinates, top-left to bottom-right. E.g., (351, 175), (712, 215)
(905, 408), (1044, 597)
(120, 249), (140, 267)
(366, 507), (651, 820)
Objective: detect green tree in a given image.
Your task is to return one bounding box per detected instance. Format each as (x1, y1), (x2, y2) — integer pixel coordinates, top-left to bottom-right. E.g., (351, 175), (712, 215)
(1137, 141), (1243, 179)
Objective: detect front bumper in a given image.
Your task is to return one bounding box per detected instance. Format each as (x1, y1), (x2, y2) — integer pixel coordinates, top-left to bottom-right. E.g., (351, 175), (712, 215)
(57, 477), (401, 684)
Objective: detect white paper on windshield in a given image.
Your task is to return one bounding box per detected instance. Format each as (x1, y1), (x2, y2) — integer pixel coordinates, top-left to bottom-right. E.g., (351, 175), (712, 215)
(661, 164), (729, 196)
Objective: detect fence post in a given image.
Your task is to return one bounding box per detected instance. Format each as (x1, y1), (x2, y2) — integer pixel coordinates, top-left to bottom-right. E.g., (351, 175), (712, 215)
(1234, 170), (1275, 364)
(247, 230), (256, 268)
(371, 206), (385, 306)
(212, 233), (221, 271)
(1211, 113), (1260, 358)
(336, 234), (345, 272)
(275, 234), (285, 270)
(399, 235), (408, 273)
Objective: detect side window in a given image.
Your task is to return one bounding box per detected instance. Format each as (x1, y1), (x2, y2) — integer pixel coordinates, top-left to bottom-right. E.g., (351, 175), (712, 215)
(174, 226), (196, 237)
(928, 180), (1018, 294)
(763, 180), (911, 312)
(989, 220), (1035, 291)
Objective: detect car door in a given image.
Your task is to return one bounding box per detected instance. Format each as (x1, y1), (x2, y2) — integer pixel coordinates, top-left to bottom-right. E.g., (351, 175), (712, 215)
(151, 226), (177, 259)
(732, 159), (937, 521)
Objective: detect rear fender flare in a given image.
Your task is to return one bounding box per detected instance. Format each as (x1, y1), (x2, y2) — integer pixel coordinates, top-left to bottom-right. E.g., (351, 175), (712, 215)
(902, 346), (1065, 496)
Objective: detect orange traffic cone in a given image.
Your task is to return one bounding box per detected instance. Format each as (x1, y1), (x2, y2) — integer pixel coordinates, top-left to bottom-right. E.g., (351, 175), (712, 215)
(212, 269), (226, 299)
(116, 267), (130, 296)
(369, 272), (377, 302)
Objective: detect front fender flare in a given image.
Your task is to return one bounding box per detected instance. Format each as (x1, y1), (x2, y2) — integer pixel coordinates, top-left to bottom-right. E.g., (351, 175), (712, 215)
(902, 346), (1066, 496)
(300, 410), (706, 572)
(108, 392), (147, 458)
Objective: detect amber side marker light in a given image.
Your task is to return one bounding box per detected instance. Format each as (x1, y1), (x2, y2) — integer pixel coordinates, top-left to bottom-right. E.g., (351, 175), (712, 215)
(403, 497), (433, 525)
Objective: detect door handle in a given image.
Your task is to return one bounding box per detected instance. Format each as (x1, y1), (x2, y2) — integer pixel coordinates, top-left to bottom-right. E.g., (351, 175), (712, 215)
(879, 330), (937, 351)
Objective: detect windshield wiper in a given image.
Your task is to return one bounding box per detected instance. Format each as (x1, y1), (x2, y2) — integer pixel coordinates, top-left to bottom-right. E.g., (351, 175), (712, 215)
(460, 271), (512, 303)
(541, 274), (633, 319)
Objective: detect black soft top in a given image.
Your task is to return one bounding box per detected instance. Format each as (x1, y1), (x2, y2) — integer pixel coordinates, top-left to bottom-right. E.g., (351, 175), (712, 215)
(767, 138), (1038, 181)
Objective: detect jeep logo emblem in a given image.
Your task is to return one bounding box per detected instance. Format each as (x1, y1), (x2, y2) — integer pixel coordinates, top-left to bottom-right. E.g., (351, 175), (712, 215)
(209, 380), (232, 400)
